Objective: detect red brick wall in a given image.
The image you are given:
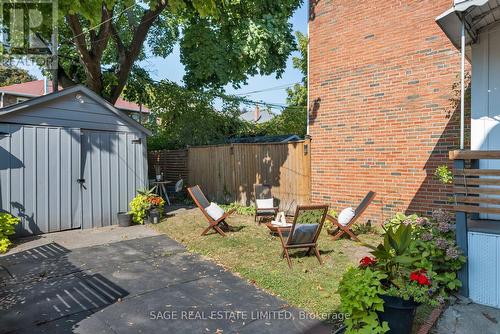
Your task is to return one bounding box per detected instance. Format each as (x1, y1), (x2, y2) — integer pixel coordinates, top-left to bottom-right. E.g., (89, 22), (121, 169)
(308, 0), (469, 223)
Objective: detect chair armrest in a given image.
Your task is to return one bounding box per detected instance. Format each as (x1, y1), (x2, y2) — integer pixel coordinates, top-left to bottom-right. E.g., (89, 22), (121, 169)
(326, 214), (338, 223)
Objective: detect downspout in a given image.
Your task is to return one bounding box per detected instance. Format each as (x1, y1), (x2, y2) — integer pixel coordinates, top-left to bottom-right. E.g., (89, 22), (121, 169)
(460, 16), (466, 150)
(306, 1), (310, 136)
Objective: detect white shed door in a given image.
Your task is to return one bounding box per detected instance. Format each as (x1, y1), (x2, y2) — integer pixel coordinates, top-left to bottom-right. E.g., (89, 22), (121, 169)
(471, 25), (500, 219)
(80, 130), (146, 229)
(0, 124), (82, 235)
(468, 232), (500, 308)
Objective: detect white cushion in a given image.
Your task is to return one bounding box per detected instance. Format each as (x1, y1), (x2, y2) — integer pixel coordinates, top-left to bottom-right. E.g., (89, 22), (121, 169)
(205, 202), (225, 221)
(256, 198), (274, 209)
(338, 207), (355, 226)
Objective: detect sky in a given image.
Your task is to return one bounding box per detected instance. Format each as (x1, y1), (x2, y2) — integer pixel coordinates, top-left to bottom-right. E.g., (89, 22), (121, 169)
(19, 3), (308, 111)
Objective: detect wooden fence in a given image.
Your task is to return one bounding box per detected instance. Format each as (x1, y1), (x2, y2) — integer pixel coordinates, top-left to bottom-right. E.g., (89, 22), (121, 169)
(148, 140), (311, 210)
(148, 149), (188, 185)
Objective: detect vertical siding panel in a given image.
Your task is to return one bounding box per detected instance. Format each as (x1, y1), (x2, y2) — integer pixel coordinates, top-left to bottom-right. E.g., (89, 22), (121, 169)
(9, 126), (22, 231)
(72, 128), (82, 229)
(35, 128), (46, 233)
(101, 132), (111, 226)
(468, 232), (499, 307)
(110, 133), (119, 224)
(127, 133), (135, 203)
(0, 124), (10, 215)
(82, 132), (92, 229)
(118, 133), (128, 212)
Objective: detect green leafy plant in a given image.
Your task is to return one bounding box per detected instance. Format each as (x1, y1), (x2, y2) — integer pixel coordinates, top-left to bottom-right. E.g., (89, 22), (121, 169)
(407, 210), (466, 296)
(129, 188), (165, 224)
(338, 267), (389, 334)
(384, 212), (419, 230)
(323, 210), (337, 232)
(434, 165), (453, 184)
(220, 203), (256, 216)
(0, 212), (20, 253)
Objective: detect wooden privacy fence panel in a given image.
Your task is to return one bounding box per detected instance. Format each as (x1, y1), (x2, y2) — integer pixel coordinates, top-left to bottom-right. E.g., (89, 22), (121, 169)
(188, 140), (311, 211)
(148, 149), (188, 183)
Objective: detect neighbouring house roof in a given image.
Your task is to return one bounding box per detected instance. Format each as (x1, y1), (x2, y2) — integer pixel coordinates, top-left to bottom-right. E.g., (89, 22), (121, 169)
(436, 0), (500, 50)
(226, 134), (301, 144)
(239, 107), (276, 124)
(0, 80), (149, 113)
(0, 85), (152, 135)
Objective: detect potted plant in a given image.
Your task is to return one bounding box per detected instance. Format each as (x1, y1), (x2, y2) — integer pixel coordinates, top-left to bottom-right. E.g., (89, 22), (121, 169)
(117, 211), (133, 227)
(129, 188), (165, 224)
(338, 211), (465, 334)
(146, 195), (165, 224)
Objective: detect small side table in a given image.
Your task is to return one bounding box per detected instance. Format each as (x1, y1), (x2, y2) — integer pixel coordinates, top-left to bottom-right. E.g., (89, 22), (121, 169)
(150, 181), (172, 206)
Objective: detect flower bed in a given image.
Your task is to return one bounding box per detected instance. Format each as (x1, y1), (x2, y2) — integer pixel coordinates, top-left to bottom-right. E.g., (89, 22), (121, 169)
(338, 210), (465, 333)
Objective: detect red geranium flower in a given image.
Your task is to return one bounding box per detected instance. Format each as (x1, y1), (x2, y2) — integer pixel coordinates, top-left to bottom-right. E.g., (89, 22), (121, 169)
(359, 256), (376, 267)
(409, 270), (431, 286)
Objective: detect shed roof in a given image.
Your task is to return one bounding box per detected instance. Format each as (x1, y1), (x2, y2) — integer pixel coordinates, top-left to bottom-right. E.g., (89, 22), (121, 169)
(0, 85), (152, 135)
(0, 80), (149, 113)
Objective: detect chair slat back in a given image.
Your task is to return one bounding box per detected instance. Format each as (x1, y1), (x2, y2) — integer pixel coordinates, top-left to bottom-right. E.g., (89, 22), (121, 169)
(188, 185), (210, 209)
(254, 184), (272, 200)
(353, 191), (376, 219)
(287, 205), (328, 246)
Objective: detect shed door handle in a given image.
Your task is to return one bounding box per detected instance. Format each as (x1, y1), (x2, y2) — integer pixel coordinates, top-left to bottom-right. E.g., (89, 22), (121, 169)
(77, 178), (85, 184)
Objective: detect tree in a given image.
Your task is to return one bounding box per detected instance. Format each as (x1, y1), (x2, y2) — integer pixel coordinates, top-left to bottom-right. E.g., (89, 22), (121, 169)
(54, 0), (302, 104)
(147, 81), (250, 150)
(254, 31), (308, 137)
(0, 66), (36, 87)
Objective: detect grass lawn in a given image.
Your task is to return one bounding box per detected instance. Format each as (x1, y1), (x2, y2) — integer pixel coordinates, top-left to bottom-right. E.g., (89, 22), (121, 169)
(153, 207), (381, 320)
(153, 208), (435, 331)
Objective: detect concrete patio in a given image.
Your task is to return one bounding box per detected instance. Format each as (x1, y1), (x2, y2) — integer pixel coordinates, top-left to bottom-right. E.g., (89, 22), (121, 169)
(0, 225), (331, 333)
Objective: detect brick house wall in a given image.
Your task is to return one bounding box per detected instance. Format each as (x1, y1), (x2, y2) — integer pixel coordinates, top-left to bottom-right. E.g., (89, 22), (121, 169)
(308, 0), (470, 223)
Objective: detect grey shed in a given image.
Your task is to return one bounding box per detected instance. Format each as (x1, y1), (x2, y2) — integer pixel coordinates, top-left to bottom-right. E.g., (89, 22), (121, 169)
(0, 85), (152, 236)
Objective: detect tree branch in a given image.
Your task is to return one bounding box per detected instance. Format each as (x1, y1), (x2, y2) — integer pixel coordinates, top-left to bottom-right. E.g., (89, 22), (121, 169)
(66, 14), (91, 64)
(109, 0), (167, 103)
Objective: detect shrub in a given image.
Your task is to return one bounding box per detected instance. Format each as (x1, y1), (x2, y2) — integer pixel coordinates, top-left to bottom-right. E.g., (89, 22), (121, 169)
(434, 165), (453, 184)
(338, 267), (389, 334)
(220, 203), (256, 216)
(0, 212), (20, 253)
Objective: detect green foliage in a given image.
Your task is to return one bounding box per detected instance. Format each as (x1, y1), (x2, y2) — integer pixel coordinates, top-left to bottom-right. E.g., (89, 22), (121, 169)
(0, 212), (20, 253)
(256, 107), (307, 137)
(129, 188), (165, 224)
(0, 66), (36, 87)
(147, 81), (249, 150)
(286, 31), (308, 107)
(352, 223), (375, 235)
(220, 203), (256, 216)
(54, 0), (301, 102)
(384, 212), (419, 230)
(367, 223), (417, 282)
(407, 210), (466, 296)
(434, 165), (453, 185)
(254, 31), (308, 137)
(338, 267), (389, 334)
(129, 194), (151, 224)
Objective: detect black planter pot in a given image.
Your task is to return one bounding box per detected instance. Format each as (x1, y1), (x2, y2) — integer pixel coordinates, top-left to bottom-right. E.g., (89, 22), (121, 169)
(377, 295), (419, 334)
(117, 212), (132, 227)
(147, 208), (161, 224)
